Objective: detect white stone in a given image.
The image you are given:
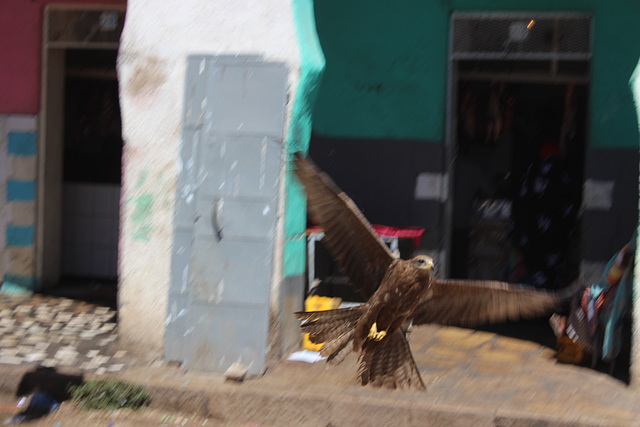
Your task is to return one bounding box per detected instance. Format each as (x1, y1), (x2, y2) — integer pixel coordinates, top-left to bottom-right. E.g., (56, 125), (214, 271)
(0, 355), (23, 365)
(24, 352), (47, 363)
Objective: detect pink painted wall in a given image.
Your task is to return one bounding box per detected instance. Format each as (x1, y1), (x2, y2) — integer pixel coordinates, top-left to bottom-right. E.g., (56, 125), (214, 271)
(0, 0), (126, 114)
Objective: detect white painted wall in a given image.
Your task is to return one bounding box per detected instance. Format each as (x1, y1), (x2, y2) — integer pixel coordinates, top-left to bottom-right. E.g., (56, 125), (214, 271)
(117, 0), (300, 358)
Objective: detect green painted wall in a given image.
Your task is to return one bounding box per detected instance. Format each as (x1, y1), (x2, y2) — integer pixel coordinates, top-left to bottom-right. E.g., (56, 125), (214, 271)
(285, 0), (325, 278)
(313, 1), (448, 140)
(313, 0), (640, 148)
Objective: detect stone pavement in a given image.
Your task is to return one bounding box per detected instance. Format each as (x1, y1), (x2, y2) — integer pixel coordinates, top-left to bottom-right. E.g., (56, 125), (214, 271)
(0, 294), (136, 375)
(1, 292), (640, 426)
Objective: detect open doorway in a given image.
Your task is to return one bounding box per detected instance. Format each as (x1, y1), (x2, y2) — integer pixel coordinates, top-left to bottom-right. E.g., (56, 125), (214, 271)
(448, 14), (591, 291)
(446, 12), (592, 359)
(58, 49), (122, 305)
(451, 76), (588, 288)
(39, 6), (125, 306)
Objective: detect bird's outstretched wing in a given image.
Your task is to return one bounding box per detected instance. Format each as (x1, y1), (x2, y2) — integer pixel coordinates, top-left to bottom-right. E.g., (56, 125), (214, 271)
(293, 152), (394, 299)
(411, 279), (573, 327)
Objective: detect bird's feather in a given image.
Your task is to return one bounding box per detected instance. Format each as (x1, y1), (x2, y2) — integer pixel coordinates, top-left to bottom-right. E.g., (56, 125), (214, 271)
(358, 330), (425, 390)
(293, 153), (393, 299)
(411, 279), (568, 327)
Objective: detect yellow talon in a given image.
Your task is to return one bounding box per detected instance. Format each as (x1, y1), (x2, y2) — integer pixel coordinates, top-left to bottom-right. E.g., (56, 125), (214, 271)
(368, 322), (387, 341)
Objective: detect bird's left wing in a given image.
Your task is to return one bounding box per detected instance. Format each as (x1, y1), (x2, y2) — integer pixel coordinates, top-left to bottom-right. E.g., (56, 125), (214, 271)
(411, 279), (573, 327)
(293, 153), (394, 299)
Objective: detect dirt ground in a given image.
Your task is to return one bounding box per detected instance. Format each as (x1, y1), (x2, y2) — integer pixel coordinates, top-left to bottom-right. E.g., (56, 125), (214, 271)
(0, 393), (228, 427)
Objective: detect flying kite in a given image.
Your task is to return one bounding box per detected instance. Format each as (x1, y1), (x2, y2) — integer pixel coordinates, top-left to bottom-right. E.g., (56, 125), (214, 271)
(293, 153), (570, 390)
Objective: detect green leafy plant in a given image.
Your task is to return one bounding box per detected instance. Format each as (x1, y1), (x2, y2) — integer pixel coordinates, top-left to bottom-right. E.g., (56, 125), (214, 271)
(67, 378), (151, 410)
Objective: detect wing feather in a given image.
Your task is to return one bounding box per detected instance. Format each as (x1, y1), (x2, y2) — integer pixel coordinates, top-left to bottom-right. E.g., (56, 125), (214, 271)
(293, 153), (393, 299)
(411, 279), (572, 326)
(357, 330), (425, 390)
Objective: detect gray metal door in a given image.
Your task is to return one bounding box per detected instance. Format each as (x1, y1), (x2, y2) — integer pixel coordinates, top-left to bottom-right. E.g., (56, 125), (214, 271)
(165, 56), (287, 375)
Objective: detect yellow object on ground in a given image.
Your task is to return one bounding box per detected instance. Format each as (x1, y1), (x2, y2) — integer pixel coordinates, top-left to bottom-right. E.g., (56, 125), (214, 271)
(302, 295), (342, 351)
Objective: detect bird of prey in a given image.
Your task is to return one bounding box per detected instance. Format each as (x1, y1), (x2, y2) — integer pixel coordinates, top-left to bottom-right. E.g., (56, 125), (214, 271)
(293, 152), (571, 391)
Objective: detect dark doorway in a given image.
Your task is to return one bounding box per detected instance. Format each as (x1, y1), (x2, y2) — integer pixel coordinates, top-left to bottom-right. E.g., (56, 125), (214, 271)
(57, 48), (122, 304)
(451, 76), (588, 289)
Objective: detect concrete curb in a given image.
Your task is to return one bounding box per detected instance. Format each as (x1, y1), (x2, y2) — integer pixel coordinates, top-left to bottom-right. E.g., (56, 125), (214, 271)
(0, 364), (631, 426)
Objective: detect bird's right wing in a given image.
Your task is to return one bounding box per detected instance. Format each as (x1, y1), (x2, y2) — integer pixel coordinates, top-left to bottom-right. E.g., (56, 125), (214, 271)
(293, 153), (394, 299)
(411, 279), (576, 327)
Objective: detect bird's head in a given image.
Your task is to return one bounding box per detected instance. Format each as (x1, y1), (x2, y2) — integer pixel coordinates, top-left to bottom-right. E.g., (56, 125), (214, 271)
(411, 255), (434, 271)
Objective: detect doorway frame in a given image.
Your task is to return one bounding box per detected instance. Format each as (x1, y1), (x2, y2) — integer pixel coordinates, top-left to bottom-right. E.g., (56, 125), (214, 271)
(38, 4), (126, 287)
(445, 11), (592, 278)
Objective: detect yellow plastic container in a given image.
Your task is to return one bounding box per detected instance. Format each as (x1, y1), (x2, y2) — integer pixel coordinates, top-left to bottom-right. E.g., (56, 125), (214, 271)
(302, 295), (342, 351)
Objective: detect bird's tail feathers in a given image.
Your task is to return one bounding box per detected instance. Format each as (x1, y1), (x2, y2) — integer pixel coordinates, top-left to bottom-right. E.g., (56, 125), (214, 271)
(295, 305), (365, 365)
(358, 329), (425, 391)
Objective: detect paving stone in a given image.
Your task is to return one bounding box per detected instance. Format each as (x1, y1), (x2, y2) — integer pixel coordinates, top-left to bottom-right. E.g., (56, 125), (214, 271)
(23, 334), (47, 345)
(80, 330), (101, 339)
(0, 355), (23, 365)
(23, 352), (47, 363)
(16, 345), (35, 354)
(80, 361), (97, 370)
(94, 306), (111, 314)
(0, 348), (19, 357)
(107, 363), (125, 372)
(98, 337), (114, 347)
(88, 322), (102, 330)
(86, 349), (100, 358)
(113, 350), (127, 358)
(95, 367), (107, 375)
(93, 355), (111, 365)
(100, 323), (117, 333)
(33, 342), (51, 351)
(27, 325), (47, 334)
(48, 336), (63, 344)
(41, 359), (58, 368)
(0, 338), (18, 347)
(54, 348), (79, 362)
(0, 318), (15, 327)
(60, 336), (77, 345)
(55, 313), (73, 322)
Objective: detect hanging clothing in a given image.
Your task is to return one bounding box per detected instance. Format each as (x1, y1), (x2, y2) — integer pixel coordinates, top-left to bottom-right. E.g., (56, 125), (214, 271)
(511, 148), (579, 289)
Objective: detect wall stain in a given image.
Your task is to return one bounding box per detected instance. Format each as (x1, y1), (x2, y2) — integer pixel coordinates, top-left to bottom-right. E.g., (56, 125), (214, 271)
(132, 193), (154, 242)
(126, 57), (168, 98)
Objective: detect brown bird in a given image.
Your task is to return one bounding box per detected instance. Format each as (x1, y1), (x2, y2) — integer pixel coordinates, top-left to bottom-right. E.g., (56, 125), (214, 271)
(293, 152), (571, 391)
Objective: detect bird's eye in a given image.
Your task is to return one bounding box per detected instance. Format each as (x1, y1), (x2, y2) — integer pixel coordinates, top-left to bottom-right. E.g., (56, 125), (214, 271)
(417, 259), (425, 264)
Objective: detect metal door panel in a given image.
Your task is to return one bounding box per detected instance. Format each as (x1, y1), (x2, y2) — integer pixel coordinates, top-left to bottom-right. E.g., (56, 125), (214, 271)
(174, 127), (201, 230)
(166, 55), (287, 376)
(206, 64), (287, 137)
(164, 295), (189, 361)
(183, 303), (269, 374)
(169, 230), (193, 295)
(200, 135), (281, 199)
(189, 238), (272, 306)
(194, 197), (277, 241)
